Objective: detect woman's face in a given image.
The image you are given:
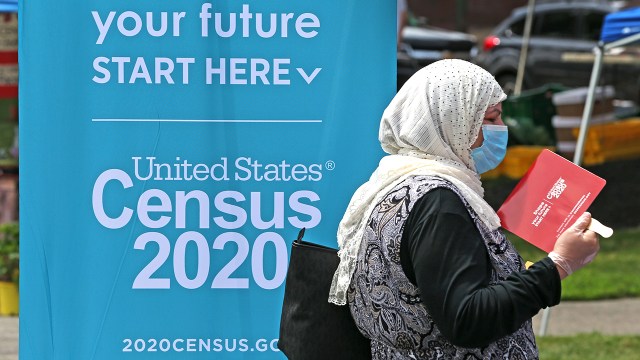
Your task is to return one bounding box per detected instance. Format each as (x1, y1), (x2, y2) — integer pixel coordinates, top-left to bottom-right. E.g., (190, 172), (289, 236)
(470, 102), (504, 149)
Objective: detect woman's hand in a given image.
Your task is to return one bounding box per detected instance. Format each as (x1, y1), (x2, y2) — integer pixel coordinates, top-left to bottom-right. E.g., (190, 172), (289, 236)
(549, 212), (600, 280)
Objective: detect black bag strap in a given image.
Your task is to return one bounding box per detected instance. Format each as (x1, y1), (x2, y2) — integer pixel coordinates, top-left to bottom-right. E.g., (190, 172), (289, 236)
(296, 227), (306, 242)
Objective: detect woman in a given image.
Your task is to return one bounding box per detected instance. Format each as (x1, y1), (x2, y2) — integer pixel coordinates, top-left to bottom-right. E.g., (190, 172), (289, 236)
(329, 59), (599, 359)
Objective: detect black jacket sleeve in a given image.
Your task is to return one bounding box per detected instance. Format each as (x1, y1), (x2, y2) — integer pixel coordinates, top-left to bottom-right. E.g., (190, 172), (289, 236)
(400, 187), (561, 348)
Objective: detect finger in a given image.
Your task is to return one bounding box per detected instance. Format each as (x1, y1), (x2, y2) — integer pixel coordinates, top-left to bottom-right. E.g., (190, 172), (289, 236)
(572, 212), (592, 231)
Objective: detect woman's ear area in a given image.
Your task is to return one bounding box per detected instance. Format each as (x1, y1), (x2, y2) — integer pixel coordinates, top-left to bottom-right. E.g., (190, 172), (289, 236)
(471, 128), (484, 150)
(471, 102), (505, 149)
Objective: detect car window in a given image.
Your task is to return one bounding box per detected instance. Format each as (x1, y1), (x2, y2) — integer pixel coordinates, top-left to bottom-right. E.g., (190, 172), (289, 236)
(534, 11), (578, 39)
(582, 11), (606, 41)
(506, 17), (525, 36)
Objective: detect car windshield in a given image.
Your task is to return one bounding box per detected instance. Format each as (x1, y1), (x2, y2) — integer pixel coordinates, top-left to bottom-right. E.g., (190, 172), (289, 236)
(504, 7), (608, 41)
(506, 11), (578, 38)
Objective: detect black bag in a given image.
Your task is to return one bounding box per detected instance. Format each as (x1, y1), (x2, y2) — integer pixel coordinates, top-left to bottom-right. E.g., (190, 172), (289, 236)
(278, 228), (371, 360)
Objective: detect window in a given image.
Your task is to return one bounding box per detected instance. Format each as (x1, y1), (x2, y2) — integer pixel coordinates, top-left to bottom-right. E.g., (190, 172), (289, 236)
(583, 11), (606, 41)
(507, 18), (525, 36)
(505, 17), (543, 37)
(534, 11), (578, 39)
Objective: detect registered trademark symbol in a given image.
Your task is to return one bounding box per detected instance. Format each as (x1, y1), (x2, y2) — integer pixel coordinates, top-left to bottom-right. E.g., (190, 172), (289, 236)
(325, 160), (335, 170)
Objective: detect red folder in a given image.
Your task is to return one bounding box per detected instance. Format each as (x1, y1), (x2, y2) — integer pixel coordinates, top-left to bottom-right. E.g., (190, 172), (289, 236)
(497, 149), (606, 252)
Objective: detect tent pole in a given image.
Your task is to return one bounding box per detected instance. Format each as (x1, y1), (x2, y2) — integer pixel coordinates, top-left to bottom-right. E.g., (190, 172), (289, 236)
(514, 0), (536, 96)
(539, 306), (552, 336)
(603, 32), (640, 51)
(573, 45), (604, 166)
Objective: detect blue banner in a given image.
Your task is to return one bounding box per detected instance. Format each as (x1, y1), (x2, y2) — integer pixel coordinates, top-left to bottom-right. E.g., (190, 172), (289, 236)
(19, 1), (394, 358)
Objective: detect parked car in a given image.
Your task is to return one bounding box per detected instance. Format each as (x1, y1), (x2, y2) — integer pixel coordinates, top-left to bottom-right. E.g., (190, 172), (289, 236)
(474, 1), (640, 103)
(398, 25), (477, 89)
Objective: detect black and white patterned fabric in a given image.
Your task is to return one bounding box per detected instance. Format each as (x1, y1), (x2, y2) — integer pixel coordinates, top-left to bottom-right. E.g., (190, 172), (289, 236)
(348, 175), (538, 359)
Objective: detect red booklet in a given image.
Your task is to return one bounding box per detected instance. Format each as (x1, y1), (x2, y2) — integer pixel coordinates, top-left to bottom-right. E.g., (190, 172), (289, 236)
(497, 149), (606, 252)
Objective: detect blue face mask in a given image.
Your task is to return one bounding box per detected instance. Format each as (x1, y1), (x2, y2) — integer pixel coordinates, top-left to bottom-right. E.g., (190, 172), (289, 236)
(471, 124), (508, 174)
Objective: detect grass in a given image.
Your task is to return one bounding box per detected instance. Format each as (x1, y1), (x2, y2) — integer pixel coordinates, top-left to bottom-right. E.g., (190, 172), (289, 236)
(537, 333), (640, 360)
(507, 226), (640, 300)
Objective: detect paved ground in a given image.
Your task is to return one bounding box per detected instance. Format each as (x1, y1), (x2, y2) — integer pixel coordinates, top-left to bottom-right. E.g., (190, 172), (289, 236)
(531, 298), (640, 336)
(0, 316), (17, 360)
(2, 299), (639, 359)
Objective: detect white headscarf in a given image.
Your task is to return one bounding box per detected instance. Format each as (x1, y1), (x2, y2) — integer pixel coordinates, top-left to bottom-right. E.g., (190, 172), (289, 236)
(329, 59), (507, 305)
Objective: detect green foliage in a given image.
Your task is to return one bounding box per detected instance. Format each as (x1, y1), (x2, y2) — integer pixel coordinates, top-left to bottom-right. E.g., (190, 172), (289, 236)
(504, 116), (555, 146)
(537, 333), (640, 360)
(502, 84), (567, 146)
(507, 226), (640, 300)
(0, 222), (18, 283)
